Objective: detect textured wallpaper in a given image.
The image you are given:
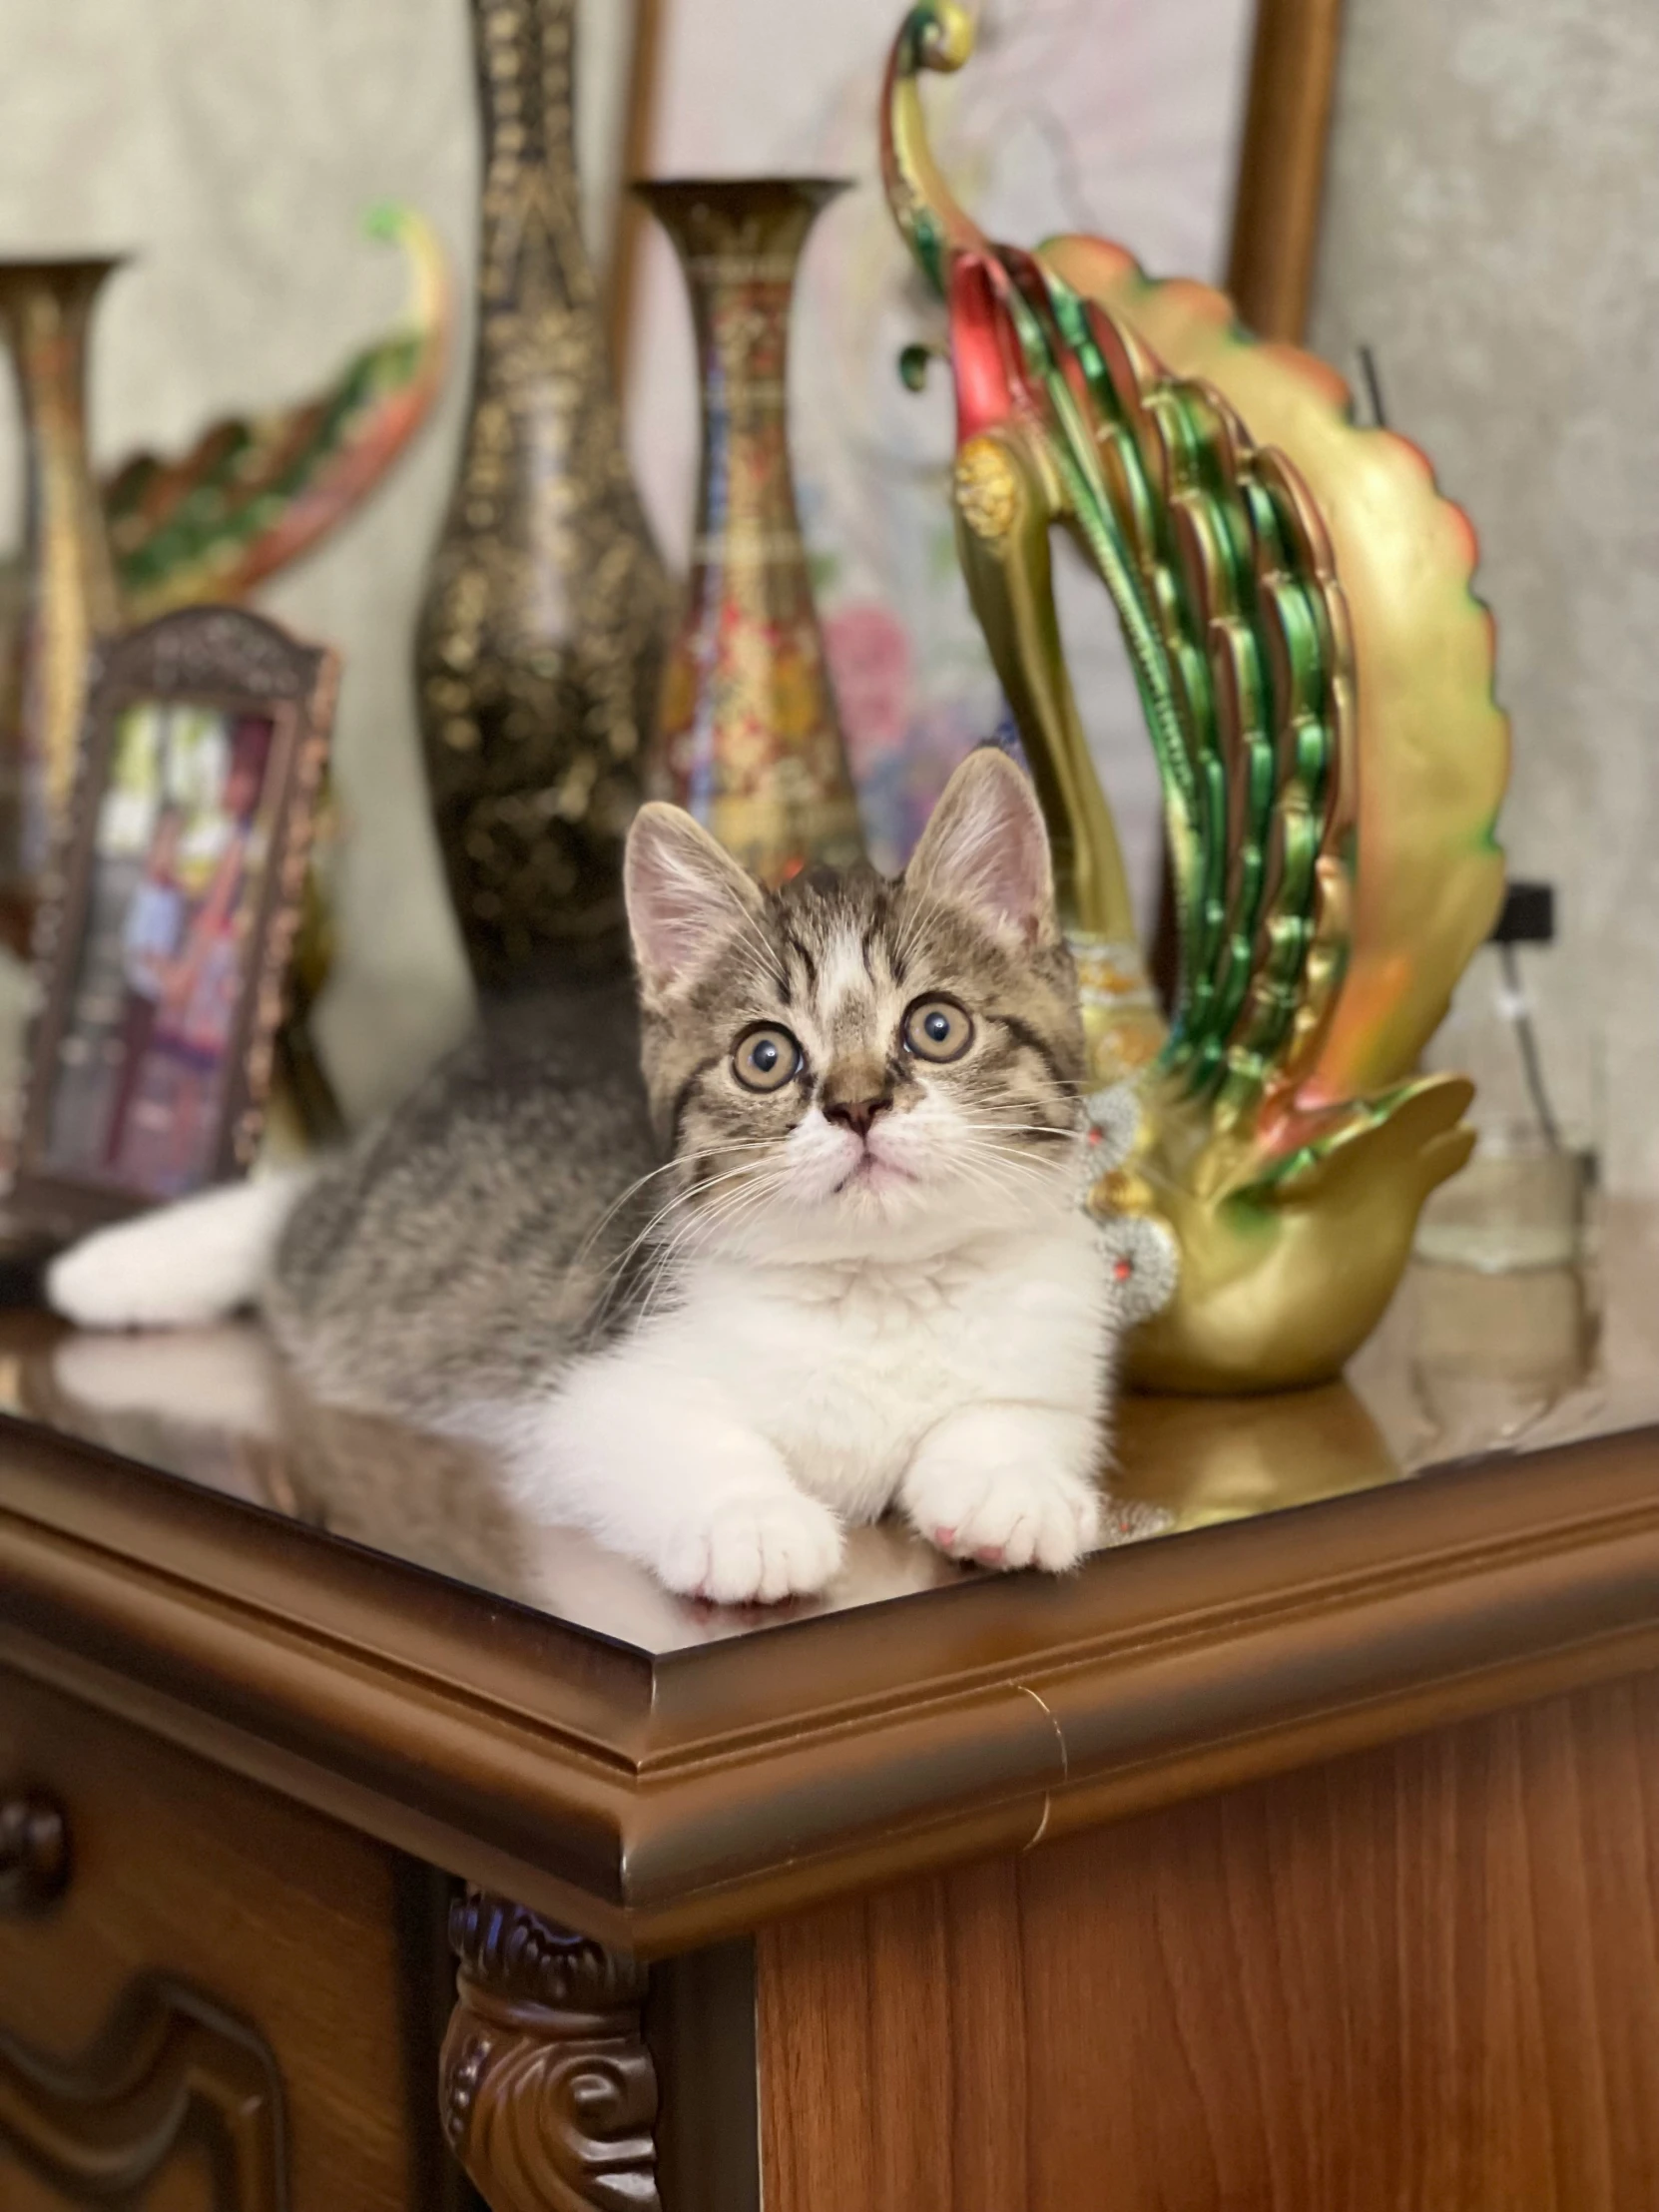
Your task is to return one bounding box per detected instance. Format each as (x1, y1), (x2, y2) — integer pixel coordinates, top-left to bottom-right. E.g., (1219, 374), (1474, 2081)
(1309, 0), (1659, 1193)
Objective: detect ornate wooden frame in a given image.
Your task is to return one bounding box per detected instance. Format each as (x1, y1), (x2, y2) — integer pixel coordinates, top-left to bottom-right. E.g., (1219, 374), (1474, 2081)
(1226, 0), (1348, 340)
(0, 1787), (68, 1914)
(11, 606), (336, 1239)
(5, 1402), (1659, 1958)
(605, 0), (666, 386)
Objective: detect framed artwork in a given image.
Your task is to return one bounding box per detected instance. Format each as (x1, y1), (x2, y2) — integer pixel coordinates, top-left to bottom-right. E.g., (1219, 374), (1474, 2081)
(621, 0), (1342, 919)
(1225, 0), (1346, 342)
(11, 607), (335, 1236)
(580, 0), (667, 372)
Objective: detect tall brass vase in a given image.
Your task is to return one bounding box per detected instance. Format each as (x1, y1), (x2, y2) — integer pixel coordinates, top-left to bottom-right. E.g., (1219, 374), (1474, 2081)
(636, 179), (863, 883)
(0, 259), (123, 954)
(416, 0), (671, 990)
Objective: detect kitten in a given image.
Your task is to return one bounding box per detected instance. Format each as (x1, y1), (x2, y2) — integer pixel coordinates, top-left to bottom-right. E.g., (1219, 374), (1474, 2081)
(49, 749), (1131, 1604)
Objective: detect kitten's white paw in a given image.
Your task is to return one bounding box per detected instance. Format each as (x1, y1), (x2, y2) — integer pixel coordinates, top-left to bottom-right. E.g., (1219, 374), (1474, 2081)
(658, 1488), (844, 1605)
(48, 1227), (187, 1329)
(913, 1466), (1101, 1572)
(47, 1177), (307, 1330)
(905, 1413), (1103, 1572)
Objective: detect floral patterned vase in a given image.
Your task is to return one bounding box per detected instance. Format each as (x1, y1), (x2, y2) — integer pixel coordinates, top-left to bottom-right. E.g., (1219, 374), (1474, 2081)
(635, 179), (863, 882)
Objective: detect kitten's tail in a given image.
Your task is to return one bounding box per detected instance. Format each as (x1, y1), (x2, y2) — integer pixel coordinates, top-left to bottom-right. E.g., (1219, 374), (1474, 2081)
(46, 1171), (315, 1332)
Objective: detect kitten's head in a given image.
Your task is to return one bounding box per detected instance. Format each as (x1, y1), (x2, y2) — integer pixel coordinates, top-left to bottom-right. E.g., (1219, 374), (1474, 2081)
(624, 748), (1086, 1260)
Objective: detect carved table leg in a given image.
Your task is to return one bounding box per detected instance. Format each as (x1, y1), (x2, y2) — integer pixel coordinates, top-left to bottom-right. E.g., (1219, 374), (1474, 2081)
(439, 1889), (662, 2212)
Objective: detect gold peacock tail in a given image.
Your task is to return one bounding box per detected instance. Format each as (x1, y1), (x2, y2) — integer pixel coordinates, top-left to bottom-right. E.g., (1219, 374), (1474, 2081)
(882, 3), (1510, 1391)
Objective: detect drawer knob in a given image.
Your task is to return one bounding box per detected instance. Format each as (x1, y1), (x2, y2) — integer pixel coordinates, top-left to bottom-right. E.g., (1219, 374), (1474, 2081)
(1, 1791), (70, 1913)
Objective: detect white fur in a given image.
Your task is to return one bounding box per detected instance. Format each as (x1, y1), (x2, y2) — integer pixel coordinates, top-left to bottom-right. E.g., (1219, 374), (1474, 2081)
(456, 1153), (1110, 1604)
(46, 1172), (312, 1330)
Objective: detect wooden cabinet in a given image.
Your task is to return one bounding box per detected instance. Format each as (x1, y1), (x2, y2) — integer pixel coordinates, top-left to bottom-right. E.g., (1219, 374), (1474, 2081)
(758, 1676), (1659, 2211)
(5, 1307), (1659, 2209)
(0, 1672), (439, 2212)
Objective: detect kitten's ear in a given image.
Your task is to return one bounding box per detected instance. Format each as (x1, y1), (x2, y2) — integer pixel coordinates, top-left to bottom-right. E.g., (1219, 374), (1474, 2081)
(906, 748), (1056, 944)
(625, 803), (764, 996)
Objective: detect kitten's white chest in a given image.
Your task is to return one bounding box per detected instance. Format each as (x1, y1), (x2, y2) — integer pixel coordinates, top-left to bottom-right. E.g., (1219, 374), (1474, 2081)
(669, 1220), (1108, 1519)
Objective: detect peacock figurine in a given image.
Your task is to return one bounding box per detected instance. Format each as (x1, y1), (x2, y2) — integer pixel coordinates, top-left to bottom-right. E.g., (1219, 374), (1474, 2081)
(882, 3), (1510, 1392)
(101, 205), (451, 620)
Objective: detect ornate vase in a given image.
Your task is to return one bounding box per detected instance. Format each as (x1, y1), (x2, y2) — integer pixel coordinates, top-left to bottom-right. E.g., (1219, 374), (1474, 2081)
(0, 260), (124, 955)
(415, 0), (672, 991)
(636, 179), (864, 882)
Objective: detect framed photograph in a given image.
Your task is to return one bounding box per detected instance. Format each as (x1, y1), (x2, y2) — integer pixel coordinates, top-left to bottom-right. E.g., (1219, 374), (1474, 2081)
(581, 0), (666, 376)
(1225, 0), (1346, 342)
(10, 607), (336, 1237)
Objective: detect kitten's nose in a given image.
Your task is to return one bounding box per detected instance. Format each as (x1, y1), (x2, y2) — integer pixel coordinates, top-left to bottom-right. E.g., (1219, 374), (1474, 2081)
(824, 1093), (892, 1139)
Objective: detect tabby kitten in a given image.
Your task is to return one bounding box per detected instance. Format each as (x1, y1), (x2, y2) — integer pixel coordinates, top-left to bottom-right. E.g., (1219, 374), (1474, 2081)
(49, 750), (1124, 1604)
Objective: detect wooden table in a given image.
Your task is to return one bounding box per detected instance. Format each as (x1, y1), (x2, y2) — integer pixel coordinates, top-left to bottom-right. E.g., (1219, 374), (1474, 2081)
(3, 1209), (1658, 2211)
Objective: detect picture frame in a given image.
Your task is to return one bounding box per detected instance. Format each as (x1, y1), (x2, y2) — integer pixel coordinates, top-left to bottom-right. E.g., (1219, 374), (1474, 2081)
(1224, 0), (1347, 340)
(10, 606), (336, 1240)
(590, 0), (666, 383)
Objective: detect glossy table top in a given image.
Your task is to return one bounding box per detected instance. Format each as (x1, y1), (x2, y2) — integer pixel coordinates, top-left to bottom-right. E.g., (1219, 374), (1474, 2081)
(6, 1206), (1659, 1948)
(1, 1202), (1653, 1657)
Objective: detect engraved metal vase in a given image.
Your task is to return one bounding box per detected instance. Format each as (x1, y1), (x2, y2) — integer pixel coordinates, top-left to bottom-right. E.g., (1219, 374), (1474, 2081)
(416, 0), (672, 991)
(0, 259), (124, 955)
(636, 179), (863, 883)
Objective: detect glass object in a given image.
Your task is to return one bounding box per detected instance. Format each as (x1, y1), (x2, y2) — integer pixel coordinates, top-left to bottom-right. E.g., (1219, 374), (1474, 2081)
(636, 178), (864, 884)
(0, 258), (124, 955)
(1414, 884), (1600, 1273)
(1406, 1255), (1599, 1460)
(415, 0), (672, 992)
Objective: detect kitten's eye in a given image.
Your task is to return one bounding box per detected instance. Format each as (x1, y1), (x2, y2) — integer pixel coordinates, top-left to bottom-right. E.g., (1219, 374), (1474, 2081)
(733, 1024), (803, 1092)
(902, 996), (973, 1063)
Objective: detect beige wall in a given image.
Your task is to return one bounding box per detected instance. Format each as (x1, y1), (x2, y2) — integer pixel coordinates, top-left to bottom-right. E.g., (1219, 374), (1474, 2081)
(1310, 0), (1659, 1192)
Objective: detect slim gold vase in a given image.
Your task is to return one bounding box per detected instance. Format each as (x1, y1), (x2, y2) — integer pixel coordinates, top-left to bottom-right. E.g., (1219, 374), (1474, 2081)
(636, 179), (863, 883)
(0, 259), (124, 953)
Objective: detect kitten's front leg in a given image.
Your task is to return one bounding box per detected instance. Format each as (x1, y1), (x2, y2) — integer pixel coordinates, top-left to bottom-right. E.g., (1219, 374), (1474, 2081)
(901, 1403), (1104, 1572)
(515, 1354), (843, 1604)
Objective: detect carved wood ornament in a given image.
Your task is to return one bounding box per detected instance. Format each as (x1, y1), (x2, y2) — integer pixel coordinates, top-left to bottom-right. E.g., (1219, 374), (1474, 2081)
(440, 1890), (662, 2212)
(0, 1972), (287, 2208)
